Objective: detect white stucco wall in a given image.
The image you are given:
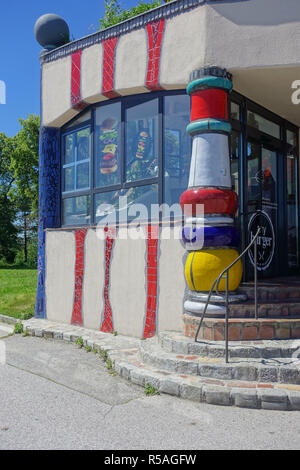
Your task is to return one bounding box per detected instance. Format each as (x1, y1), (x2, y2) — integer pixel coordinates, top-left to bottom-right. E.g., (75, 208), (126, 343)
(205, 0), (300, 70)
(115, 28), (148, 95)
(42, 56), (77, 127)
(45, 231), (75, 324)
(82, 229), (105, 330)
(81, 43), (105, 104)
(41, 0), (300, 127)
(110, 227), (147, 338)
(157, 227), (186, 334)
(159, 7), (207, 89)
(44, 227), (187, 336)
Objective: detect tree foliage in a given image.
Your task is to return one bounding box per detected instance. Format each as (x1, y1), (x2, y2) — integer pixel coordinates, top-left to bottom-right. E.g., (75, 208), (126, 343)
(0, 115), (39, 265)
(99, 0), (170, 30)
(10, 114), (40, 217)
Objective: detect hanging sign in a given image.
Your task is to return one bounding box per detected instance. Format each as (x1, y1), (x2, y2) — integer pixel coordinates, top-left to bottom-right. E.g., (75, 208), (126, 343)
(248, 210), (275, 271)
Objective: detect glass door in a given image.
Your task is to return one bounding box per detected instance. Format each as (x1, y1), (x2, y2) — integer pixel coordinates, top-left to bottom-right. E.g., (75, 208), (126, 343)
(286, 130), (299, 272)
(245, 140), (278, 279)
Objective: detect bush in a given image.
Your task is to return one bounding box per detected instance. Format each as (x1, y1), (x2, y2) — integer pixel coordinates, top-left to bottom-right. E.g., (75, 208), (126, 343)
(14, 239), (37, 268)
(99, 0), (170, 30)
(14, 322), (23, 334)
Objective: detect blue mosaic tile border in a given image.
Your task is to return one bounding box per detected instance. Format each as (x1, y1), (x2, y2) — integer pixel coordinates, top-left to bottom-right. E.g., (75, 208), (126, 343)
(35, 127), (60, 318)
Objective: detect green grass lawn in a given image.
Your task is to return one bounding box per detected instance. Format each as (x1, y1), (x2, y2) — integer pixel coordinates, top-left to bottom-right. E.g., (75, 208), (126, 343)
(0, 268), (37, 319)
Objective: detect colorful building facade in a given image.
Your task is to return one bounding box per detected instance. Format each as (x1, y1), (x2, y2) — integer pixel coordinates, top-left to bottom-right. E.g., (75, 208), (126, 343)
(35, 0), (300, 340)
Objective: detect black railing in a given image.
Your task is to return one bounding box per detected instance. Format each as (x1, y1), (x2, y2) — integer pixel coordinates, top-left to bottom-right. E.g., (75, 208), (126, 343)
(194, 227), (261, 363)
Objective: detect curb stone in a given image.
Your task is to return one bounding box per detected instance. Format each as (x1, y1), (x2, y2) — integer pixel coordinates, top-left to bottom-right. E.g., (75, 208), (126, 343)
(21, 319), (300, 411)
(0, 314), (19, 325)
(231, 388), (259, 409)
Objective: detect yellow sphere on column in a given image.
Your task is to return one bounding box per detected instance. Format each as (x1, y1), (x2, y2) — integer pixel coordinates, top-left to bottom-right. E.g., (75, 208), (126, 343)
(185, 249), (242, 292)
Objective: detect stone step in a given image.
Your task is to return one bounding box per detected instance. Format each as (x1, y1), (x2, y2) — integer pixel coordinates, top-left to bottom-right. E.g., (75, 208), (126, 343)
(21, 319), (300, 411)
(239, 282), (300, 301)
(139, 337), (300, 385)
(229, 300), (300, 318)
(159, 331), (300, 358)
(113, 352), (300, 411)
(183, 315), (300, 341)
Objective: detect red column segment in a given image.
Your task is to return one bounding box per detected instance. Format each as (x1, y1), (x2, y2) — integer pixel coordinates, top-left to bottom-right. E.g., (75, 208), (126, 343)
(145, 19), (165, 91)
(100, 227), (116, 333)
(180, 188), (239, 216)
(71, 50), (87, 111)
(143, 225), (159, 339)
(190, 89), (228, 122)
(71, 229), (87, 326)
(102, 37), (119, 99)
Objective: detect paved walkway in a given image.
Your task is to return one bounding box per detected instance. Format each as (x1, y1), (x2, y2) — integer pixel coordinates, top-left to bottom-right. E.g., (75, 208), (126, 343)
(0, 321), (299, 449)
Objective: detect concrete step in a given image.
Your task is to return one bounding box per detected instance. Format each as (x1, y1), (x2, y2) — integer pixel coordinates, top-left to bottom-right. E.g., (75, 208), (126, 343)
(140, 337), (300, 385)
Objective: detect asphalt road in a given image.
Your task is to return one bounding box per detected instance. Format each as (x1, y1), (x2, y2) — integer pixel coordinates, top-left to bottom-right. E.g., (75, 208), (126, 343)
(0, 326), (299, 450)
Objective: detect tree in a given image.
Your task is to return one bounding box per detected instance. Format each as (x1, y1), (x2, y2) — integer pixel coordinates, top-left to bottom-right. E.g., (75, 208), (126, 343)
(10, 114), (40, 217)
(0, 115), (40, 264)
(10, 115), (40, 264)
(0, 133), (19, 262)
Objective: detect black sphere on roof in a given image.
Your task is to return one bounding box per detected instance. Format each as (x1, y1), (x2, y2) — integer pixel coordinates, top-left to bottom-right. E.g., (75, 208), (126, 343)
(34, 14), (69, 50)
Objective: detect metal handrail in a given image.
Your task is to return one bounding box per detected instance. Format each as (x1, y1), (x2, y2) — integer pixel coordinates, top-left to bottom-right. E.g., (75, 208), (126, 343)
(194, 227), (261, 363)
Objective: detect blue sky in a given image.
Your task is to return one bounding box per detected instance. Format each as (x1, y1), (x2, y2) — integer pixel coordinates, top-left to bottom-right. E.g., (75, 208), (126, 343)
(0, 0), (137, 136)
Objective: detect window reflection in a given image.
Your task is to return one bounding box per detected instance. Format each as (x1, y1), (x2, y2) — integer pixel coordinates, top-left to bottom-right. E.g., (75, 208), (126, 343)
(163, 95), (191, 217)
(95, 103), (121, 188)
(63, 195), (90, 225)
(247, 141), (261, 213)
(231, 131), (239, 196)
(125, 99), (158, 182)
(247, 110), (280, 139)
(95, 185), (158, 223)
(231, 102), (240, 121)
(62, 127), (91, 193)
(286, 130), (298, 268)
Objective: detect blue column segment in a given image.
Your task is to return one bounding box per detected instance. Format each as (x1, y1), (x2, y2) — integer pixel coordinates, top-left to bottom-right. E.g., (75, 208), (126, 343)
(35, 126), (60, 318)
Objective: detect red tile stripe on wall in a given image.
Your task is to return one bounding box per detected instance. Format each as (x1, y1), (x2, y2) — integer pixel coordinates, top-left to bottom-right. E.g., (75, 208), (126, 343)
(145, 19), (165, 91)
(102, 37), (120, 99)
(71, 229), (88, 326)
(100, 227), (116, 333)
(143, 225), (159, 339)
(71, 50), (87, 111)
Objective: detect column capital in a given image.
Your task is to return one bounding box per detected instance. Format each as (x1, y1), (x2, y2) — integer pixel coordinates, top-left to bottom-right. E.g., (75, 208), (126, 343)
(190, 67), (232, 82)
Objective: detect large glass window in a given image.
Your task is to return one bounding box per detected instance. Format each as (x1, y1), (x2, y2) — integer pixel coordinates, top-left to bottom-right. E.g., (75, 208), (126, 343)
(230, 130), (240, 196)
(125, 98), (159, 182)
(247, 110), (280, 139)
(231, 102), (240, 121)
(95, 184), (158, 224)
(95, 102), (121, 188)
(286, 129), (299, 269)
(62, 127), (91, 193)
(62, 195), (91, 226)
(163, 94), (191, 216)
(61, 91), (189, 227)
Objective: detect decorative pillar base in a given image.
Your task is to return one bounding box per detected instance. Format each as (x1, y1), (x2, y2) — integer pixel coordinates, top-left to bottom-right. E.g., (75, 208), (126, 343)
(180, 67), (243, 332)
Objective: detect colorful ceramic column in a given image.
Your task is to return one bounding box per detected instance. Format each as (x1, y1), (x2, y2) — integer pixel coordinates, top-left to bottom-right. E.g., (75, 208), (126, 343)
(180, 67), (243, 317)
